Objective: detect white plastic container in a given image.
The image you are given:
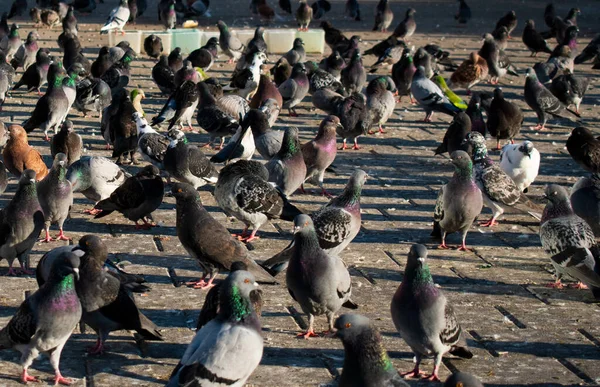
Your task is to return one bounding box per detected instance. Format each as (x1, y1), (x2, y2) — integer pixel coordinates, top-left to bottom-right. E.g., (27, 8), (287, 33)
(140, 31), (172, 57)
(108, 30), (142, 54)
(171, 29), (203, 55)
(296, 30), (325, 54)
(265, 29), (296, 54)
(233, 29), (255, 46)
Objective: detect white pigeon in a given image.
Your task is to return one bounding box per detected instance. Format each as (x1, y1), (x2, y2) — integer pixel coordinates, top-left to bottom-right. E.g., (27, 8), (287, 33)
(499, 140), (540, 193)
(100, 0), (130, 34)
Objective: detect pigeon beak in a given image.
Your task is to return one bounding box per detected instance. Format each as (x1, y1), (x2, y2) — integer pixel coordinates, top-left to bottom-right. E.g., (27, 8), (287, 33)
(253, 281), (259, 287)
(29, 178), (36, 184)
(72, 268), (80, 281)
(59, 160), (65, 167)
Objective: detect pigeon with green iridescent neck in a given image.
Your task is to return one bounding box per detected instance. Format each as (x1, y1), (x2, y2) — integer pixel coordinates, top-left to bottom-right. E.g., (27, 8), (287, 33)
(101, 51), (132, 98)
(391, 49), (415, 103)
(0, 170), (45, 276)
(341, 51), (366, 95)
(37, 153), (73, 243)
(0, 252), (80, 385)
(463, 131), (541, 227)
(366, 76), (396, 135)
(217, 20), (245, 63)
(391, 244), (473, 382)
(73, 235), (163, 355)
(167, 270), (263, 387)
(266, 126), (307, 197)
(335, 314), (409, 387)
(0, 23), (20, 60)
(287, 214), (357, 338)
(10, 31), (39, 71)
(431, 151), (482, 250)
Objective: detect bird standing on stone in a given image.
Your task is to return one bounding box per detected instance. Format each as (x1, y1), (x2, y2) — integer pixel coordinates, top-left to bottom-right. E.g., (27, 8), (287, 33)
(392, 49), (416, 103)
(434, 112), (472, 156)
(495, 10), (517, 38)
(341, 51), (366, 95)
(3, 124), (48, 180)
(499, 140), (540, 193)
(100, 0), (130, 34)
(164, 136), (218, 189)
(373, 0), (393, 32)
(266, 126), (307, 197)
(287, 214), (357, 338)
(334, 314), (409, 387)
(37, 153), (73, 243)
(302, 115), (339, 197)
(196, 80), (240, 149)
(455, 0), (471, 25)
(296, 0), (313, 31)
(217, 20), (245, 64)
(279, 62), (309, 116)
(523, 19), (552, 56)
(571, 174), (600, 237)
(366, 76), (396, 135)
(166, 270), (264, 387)
(550, 69), (589, 115)
(144, 34), (163, 59)
(411, 66), (461, 122)
(487, 87), (523, 150)
(393, 8), (416, 41)
(449, 52), (488, 93)
(391, 244), (473, 382)
(432, 151), (482, 250)
(0, 252), (81, 385)
(566, 126), (600, 174)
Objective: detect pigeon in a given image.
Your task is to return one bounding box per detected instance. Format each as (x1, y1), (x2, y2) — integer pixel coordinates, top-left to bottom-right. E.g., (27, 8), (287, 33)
(444, 372), (484, 387)
(37, 153), (73, 243)
(272, 57), (292, 87)
(302, 115), (339, 197)
(0, 252), (81, 385)
(168, 47), (183, 73)
(391, 244), (473, 382)
(449, 52), (488, 93)
(369, 45), (404, 74)
(432, 150), (482, 250)
(286, 214), (357, 338)
(306, 61), (342, 93)
(196, 261), (263, 330)
(250, 74), (283, 112)
(523, 19), (552, 56)
(366, 76), (396, 135)
(100, 0), (130, 34)
(0, 170), (45, 275)
(492, 25), (509, 51)
(279, 62), (309, 117)
(284, 38), (307, 66)
(478, 33), (518, 84)
(373, 0), (393, 32)
(135, 112), (181, 168)
(495, 10), (517, 38)
(226, 51), (265, 100)
(171, 182), (277, 288)
(393, 8), (416, 40)
(73, 235), (163, 354)
(73, 73), (112, 117)
(334, 314), (410, 387)
(341, 51), (366, 95)
(187, 37), (218, 71)
(411, 66), (461, 122)
(296, 0), (313, 31)
(10, 31), (39, 71)
(152, 55), (176, 95)
(94, 165), (164, 229)
(391, 49), (416, 103)
(540, 184), (600, 293)
(197, 80), (240, 149)
(0, 51), (15, 111)
(434, 112), (472, 156)
(487, 87), (523, 150)
(0, 23), (20, 60)
(455, 0), (471, 25)
(242, 107), (283, 159)
(550, 69), (589, 115)
(574, 34), (600, 64)
(144, 34), (163, 59)
(463, 131), (540, 227)
(160, 0), (176, 30)
(266, 126), (307, 197)
(345, 0), (361, 21)
(32, 9), (60, 29)
(246, 26), (268, 55)
(207, 120), (253, 162)
(566, 127), (600, 173)
(67, 156), (128, 213)
(498, 140), (540, 195)
(3, 125), (48, 180)
(103, 89), (139, 164)
(319, 50), (345, 80)
(413, 47), (434, 79)
(101, 51), (133, 97)
(215, 160), (303, 242)
(166, 270), (263, 387)
(90, 46), (112, 79)
(571, 174), (600, 237)
(218, 20), (245, 63)
(164, 137), (218, 189)
(321, 21), (349, 52)
(62, 6), (78, 36)
(544, 3), (556, 30)
(7, 0), (27, 19)
(311, 0), (330, 19)
(524, 67), (579, 130)
(335, 92), (372, 150)
(12, 48), (50, 94)
(168, 80), (200, 131)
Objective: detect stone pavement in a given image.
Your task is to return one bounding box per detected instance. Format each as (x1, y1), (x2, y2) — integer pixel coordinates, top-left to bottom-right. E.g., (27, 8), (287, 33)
(1, 0), (600, 386)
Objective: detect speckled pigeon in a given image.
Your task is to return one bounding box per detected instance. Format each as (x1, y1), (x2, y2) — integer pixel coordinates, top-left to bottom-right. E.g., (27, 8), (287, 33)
(571, 174), (600, 237)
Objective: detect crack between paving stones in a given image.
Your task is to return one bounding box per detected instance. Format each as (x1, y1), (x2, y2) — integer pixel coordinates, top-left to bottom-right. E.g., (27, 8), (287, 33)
(555, 358), (595, 384)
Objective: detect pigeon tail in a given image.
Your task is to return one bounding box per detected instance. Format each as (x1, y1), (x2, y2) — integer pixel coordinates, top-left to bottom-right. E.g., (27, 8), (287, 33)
(431, 221), (442, 238)
(260, 243), (293, 276)
(137, 313), (163, 340)
(449, 345), (473, 359)
(247, 257), (279, 284)
(342, 299), (358, 309)
(279, 198), (303, 221)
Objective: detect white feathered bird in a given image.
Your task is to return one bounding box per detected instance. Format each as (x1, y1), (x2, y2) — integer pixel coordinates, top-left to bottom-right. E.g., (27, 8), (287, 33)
(100, 0), (130, 35)
(499, 140), (540, 193)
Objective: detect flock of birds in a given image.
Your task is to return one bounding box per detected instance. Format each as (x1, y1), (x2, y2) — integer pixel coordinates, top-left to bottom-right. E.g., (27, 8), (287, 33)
(0, 0), (599, 386)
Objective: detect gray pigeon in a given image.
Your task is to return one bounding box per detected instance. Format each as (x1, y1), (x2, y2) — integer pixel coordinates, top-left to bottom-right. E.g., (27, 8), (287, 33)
(171, 182), (277, 288)
(266, 126), (307, 197)
(432, 150), (482, 250)
(100, 0), (130, 34)
(541, 184), (600, 295)
(73, 235), (163, 354)
(0, 170), (45, 275)
(463, 131), (541, 227)
(444, 372), (484, 387)
(167, 270), (263, 387)
(301, 115), (339, 197)
(393, 8), (416, 40)
(334, 314), (409, 387)
(524, 67), (579, 130)
(51, 120), (82, 167)
(286, 214), (357, 338)
(366, 76), (396, 134)
(217, 20), (245, 63)
(279, 62), (309, 117)
(285, 38), (307, 65)
(478, 34), (517, 84)
(571, 174), (600, 237)
(0, 252), (81, 385)
(10, 31), (39, 71)
(0, 51), (15, 111)
(215, 160), (303, 242)
(37, 153), (73, 243)
(67, 156), (129, 214)
(164, 137), (218, 189)
(550, 69), (589, 115)
(160, 0), (176, 30)
(434, 112), (472, 156)
(341, 51), (366, 95)
(373, 0), (394, 32)
(391, 244), (473, 382)
(411, 66), (461, 122)
(334, 92), (372, 150)
(413, 48), (433, 79)
(243, 107), (283, 159)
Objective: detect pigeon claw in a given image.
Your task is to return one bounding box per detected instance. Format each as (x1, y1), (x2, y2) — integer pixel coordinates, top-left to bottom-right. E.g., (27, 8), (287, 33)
(21, 370), (39, 384)
(479, 218), (498, 227)
(55, 231), (71, 241)
(400, 369), (427, 379)
(567, 282), (588, 289)
(438, 243), (450, 249)
(457, 244), (471, 252)
(298, 330), (319, 339)
(424, 374), (441, 382)
(84, 208), (102, 215)
(545, 280), (564, 289)
(54, 373), (73, 385)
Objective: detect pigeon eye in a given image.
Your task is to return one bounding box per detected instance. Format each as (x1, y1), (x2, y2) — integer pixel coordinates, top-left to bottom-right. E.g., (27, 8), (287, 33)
(345, 323), (351, 328)
(457, 383), (464, 387)
(178, 189), (183, 193)
(244, 278), (251, 284)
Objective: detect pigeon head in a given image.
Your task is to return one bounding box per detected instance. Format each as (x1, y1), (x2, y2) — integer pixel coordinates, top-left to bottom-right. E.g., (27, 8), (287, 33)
(131, 88), (145, 102)
(293, 214), (313, 233)
(158, 54), (168, 65)
(75, 235), (108, 263)
(293, 38), (305, 49)
(26, 30), (39, 42)
(137, 165), (160, 178)
(570, 126), (596, 144)
(216, 20), (227, 31)
(565, 25), (579, 41)
(462, 131), (486, 159)
(518, 141), (534, 158)
(542, 184), (573, 221)
(444, 372), (484, 387)
(50, 252), (81, 282)
(220, 270), (259, 321)
(525, 19), (535, 28)
(493, 87), (504, 100)
(567, 7), (581, 18)
(120, 0), (128, 6)
(171, 182), (200, 201)
(318, 115), (342, 137)
(20, 169), (37, 186)
(167, 129), (186, 142)
(450, 150), (473, 174)
(334, 313), (371, 340)
(291, 62), (307, 76)
(336, 169), (367, 208)
(525, 67), (537, 80)
(406, 8), (416, 17)
(53, 153), (68, 169)
(544, 184), (570, 204)
(405, 244), (434, 284)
